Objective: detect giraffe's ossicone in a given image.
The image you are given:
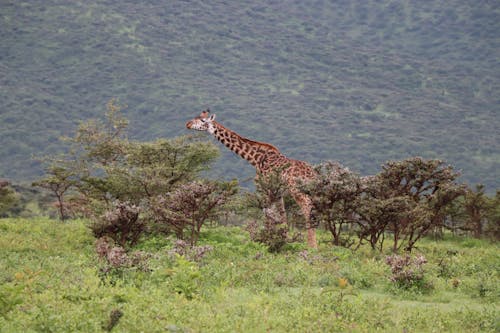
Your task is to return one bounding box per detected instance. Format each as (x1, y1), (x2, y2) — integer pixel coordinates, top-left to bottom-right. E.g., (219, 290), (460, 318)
(186, 109), (318, 248)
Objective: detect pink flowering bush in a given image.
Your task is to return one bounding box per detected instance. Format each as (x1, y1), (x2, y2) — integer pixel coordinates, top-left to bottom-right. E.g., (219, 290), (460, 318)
(385, 254), (432, 292)
(91, 201), (144, 248)
(167, 239), (213, 262)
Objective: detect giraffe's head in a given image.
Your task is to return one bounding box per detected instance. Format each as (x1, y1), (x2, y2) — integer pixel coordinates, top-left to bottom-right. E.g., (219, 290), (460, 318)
(186, 109), (216, 134)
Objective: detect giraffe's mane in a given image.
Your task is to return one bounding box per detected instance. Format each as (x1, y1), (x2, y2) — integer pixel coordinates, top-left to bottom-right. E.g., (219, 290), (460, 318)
(214, 122), (280, 152)
(240, 137), (280, 152)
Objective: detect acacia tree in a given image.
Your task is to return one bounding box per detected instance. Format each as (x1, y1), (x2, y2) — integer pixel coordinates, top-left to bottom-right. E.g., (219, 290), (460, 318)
(459, 184), (489, 238)
(35, 100), (219, 217)
(149, 180), (237, 245)
(444, 185), (499, 239)
(32, 163), (76, 221)
(374, 158), (465, 251)
(301, 162), (361, 247)
(116, 137), (219, 201)
(355, 178), (415, 251)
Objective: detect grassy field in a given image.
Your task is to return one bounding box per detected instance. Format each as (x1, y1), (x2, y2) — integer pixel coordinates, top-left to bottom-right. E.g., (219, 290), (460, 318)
(0, 218), (498, 332)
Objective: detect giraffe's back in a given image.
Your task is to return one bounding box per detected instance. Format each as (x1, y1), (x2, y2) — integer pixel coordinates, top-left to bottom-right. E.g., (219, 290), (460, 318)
(282, 159), (316, 182)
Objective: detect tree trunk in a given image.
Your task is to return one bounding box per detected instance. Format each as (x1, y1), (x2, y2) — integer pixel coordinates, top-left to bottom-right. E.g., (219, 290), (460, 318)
(57, 194), (66, 222)
(393, 230), (399, 253)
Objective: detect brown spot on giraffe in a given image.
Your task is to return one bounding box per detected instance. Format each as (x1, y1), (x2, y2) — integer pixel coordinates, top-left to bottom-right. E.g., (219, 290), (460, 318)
(186, 109), (318, 248)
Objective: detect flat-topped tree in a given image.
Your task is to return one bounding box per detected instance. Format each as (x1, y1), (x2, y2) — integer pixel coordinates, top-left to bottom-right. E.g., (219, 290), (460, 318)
(186, 109), (318, 248)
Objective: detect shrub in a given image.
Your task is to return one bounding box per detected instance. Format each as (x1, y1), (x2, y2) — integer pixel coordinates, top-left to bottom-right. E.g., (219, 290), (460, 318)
(167, 255), (202, 299)
(385, 254), (432, 292)
(103, 308), (124, 332)
(0, 180), (19, 217)
(167, 239), (213, 262)
(95, 236), (151, 273)
(90, 201), (145, 248)
(338, 261), (374, 289)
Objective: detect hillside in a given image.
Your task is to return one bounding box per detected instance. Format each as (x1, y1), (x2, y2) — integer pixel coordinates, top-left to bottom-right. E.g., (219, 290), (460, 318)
(1, 1), (499, 191)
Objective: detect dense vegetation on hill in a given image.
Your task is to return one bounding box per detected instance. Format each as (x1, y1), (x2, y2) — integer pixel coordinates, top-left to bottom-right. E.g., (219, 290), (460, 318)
(1, 1), (499, 191)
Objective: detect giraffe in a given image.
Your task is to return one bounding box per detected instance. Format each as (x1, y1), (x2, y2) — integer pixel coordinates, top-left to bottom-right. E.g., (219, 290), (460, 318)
(186, 109), (318, 248)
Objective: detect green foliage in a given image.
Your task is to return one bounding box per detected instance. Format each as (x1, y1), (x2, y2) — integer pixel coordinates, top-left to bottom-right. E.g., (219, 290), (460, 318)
(1, 1), (499, 194)
(123, 136), (220, 197)
(0, 283), (23, 319)
(32, 101), (224, 252)
(35, 101), (221, 218)
(32, 164), (76, 221)
(446, 185), (500, 240)
(0, 218), (499, 332)
(167, 255), (202, 300)
(485, 191), (500, 240)
(0, 181), (19, 217)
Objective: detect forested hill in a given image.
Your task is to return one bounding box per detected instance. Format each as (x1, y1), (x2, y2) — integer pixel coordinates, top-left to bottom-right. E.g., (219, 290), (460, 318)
(1, 1), (499, 191)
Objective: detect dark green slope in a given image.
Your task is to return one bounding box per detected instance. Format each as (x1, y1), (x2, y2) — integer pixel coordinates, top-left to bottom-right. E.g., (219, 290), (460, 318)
(1, 1), (499, 191)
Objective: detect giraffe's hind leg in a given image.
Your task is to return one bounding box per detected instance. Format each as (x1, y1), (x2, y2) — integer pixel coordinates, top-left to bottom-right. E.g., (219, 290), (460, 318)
(292, 192), (317, 248)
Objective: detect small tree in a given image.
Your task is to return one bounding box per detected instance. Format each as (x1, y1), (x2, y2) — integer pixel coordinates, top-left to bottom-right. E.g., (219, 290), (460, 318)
(32, 163), (76, 221)
(301, 162), (361, 247)
(117, 136), (219, 201)
(485, 190), (500, 240)
(374, 158), (465, 251)
(0, 180), (19, 217)
(445, 186), (500, 240)
(356, 183), (415, 251)
(149, 180), (237, 245)
(458, 184), (489, 238)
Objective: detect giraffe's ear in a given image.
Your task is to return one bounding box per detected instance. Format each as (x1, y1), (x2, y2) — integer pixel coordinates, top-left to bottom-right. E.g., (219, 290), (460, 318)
(200, 109), (210, 118)
(209, 114), (216, 121)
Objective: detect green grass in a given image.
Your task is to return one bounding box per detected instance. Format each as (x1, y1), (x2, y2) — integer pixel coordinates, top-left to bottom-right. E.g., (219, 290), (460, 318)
(0, 218), (499, 332)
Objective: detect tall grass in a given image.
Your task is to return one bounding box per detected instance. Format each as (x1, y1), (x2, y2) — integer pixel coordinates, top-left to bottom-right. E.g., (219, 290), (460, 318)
(1, 218), (498, 332)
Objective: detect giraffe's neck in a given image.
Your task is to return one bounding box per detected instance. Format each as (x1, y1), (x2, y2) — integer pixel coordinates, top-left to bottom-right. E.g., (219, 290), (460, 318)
(212, 122), (285, 172)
